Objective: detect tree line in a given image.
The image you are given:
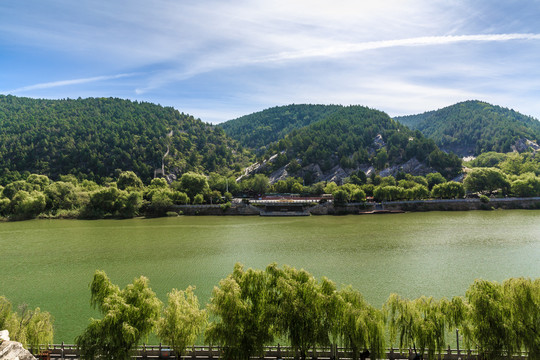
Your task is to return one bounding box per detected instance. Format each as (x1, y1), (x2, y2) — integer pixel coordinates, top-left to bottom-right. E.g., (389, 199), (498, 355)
(2, 162), (540, 221)
(3, 266), (537, 360)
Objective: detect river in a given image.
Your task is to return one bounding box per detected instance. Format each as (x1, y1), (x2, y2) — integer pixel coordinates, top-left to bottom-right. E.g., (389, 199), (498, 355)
(1, 210), (539, 342)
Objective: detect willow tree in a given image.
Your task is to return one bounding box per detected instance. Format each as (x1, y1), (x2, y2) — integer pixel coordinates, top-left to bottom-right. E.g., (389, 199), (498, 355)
(205, 263), (275, 360)
(338, 287), (385, 360)
(76, 270), (162, 360)
(466, 279), (512, 360)
(0, 297), (54, 353)
(502, 278), (540, 360)
(384, 294), (449, 360)
(269, 265), (339, 360)
(157, 286), (207, 357)
(10, 305), (54, 353)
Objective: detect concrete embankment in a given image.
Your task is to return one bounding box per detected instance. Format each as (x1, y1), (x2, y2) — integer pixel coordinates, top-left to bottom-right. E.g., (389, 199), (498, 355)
(328, 197), (540, 214)
(171, 203), (261, 215)
(171, 197), (540, 216)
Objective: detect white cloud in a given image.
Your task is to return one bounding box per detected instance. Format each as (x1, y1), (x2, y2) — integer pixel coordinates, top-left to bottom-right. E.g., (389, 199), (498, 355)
(6, 73), (138, 93)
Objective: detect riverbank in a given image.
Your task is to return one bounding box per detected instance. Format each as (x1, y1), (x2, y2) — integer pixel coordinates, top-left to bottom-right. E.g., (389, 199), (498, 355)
(171, 197), (540, 215)
(1, 197), (539, 221)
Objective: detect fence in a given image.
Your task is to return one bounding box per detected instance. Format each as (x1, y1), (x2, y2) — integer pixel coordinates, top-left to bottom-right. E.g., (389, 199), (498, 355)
(34, 343), (530, 360)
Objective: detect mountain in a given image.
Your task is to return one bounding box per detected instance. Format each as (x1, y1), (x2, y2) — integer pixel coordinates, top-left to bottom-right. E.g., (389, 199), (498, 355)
(394, 100), (540, 157)
(0, 95), (250, 184)
(219, 104), (343, 150)
(241, 105), (462, 183)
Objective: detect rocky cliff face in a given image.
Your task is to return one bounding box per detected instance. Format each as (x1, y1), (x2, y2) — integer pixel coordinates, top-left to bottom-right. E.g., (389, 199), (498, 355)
(0, 331), (36, 360)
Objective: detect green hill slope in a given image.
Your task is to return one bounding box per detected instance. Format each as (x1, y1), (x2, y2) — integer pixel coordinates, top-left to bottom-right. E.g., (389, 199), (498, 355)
(394, 100), (540, 156)
(0, 95), (249, 184)
(257, 105), (461, 180)
(219, 104), (343, 150)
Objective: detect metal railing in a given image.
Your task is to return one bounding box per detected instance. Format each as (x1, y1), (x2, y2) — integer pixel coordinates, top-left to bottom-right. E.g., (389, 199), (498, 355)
(33, 344), (530, 360)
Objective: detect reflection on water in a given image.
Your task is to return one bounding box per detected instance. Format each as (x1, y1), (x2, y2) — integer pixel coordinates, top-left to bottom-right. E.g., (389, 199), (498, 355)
(1, 210), (539, 341)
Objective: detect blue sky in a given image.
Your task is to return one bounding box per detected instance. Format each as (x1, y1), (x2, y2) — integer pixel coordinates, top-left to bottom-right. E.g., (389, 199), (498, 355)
(2, 1), (540, 123)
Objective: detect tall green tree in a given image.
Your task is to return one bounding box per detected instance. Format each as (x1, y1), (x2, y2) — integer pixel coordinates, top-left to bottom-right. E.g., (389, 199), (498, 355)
(76, 270), (162, 360)
(384, 294), (450, 360)
(177, 172), (209, 200)
(270, 265), (334, 360)
(338, 287), (385, 360)
(157, 287), (207, 357)
(206, 263), (275, 360)
(464, 168), (510, 195)
(466, 279), (512, 360)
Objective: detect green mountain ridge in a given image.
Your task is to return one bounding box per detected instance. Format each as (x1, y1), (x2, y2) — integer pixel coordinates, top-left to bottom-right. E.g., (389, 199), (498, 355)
(394, 100), (540, 157)
(219, 104), (344, 151)
(241, 105), (462, 181)
(0, 95), (250, 184)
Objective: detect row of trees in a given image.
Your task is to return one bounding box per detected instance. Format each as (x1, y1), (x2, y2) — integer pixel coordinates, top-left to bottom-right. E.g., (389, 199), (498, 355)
(1, 162), (539, 220)
(69, 266), (539, 360)
(0, 171), (236, 220)
(0, 296), (54, 353)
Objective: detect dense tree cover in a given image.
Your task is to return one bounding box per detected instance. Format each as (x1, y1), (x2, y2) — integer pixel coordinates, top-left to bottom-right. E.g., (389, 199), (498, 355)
(464, 152), (540, 196)
(258, 106), (461, 179)
(219, 104), (344, 151)
(0, 95), (250, 184)
(0, 171), (222, 220)
(463, 168), (510, 195)
(0, 296), (54, 353)
(395, 100), (540, 156)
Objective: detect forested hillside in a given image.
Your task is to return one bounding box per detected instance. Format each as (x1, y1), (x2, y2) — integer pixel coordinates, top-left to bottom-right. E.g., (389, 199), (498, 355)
(259, 106), (462, 180)
(0, 95), (250, 184)
(394, 100), (540, 156)
(219, 104), (343, 150)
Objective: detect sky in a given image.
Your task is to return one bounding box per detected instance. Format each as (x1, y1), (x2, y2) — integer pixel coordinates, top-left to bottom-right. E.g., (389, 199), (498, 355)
(2, 0), (540, 123)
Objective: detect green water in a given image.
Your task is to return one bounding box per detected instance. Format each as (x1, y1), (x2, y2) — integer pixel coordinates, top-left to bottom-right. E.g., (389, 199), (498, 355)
(1, 211), (539, 342)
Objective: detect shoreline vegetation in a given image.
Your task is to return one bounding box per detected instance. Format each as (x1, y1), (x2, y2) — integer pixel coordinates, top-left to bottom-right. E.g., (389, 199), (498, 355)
(2, 266), (538, 360)
(1, 167), (540, 221)
(0, 160), (540, 221)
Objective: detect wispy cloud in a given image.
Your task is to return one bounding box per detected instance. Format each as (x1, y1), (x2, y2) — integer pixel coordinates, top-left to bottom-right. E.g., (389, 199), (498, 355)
(257, 33), (540, 63)
(135, 33), (540, 94)
(6, 73), (138, 94)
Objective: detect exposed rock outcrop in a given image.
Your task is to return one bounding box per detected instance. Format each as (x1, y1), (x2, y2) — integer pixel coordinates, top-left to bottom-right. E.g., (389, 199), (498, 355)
(0, 331), (36, 360)
(512, 138), (540, 153)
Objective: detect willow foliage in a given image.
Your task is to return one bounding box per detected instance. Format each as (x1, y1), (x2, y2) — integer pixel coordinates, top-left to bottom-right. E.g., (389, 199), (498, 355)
(0, 297), (54, 353)
(384, 294), (449, 360)
(338, 287), (385, 360)
(206, 263), (275, 360)
(271, 265), (334, 360)
(466, 278), (540, 360)
(157, 286), (207, 357)
(76, 270), (162, 360)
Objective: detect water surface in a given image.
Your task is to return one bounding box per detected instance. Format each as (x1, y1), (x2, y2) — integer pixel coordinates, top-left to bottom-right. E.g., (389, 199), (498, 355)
(1, 211), (539, 342)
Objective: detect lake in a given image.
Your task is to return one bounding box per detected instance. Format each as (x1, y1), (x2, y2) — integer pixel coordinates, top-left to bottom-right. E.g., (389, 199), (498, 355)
(1, 210), (539, 342)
